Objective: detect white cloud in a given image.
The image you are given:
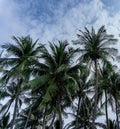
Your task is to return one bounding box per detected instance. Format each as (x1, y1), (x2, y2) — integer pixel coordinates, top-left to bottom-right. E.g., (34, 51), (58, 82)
(0, 0), (29, 43)
(0, 0), (120, 45)
(25, 0), (120, 44)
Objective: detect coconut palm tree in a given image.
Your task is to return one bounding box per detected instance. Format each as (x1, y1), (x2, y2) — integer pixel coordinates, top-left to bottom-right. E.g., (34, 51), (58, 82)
(74, 64), (93, 128)
(0, 35), (43, 129)
(21, 88), (49, 129)
(73, 26), (118, 128)
(15, 107), (44, 129)
(64, 96), (104, 129)
(98, 62), (115, 129)
(107, 72), (120, 129)
(98, 61), (120, 129)
(0, 82), (23, 120)
(29, 41), (79, 129)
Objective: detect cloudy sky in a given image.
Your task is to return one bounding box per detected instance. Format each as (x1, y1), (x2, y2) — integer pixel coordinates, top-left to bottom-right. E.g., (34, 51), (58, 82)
(1, 0), (120, 45)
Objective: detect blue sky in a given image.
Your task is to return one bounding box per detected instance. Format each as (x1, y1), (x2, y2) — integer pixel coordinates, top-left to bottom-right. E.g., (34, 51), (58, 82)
(1, 0), (120, 44)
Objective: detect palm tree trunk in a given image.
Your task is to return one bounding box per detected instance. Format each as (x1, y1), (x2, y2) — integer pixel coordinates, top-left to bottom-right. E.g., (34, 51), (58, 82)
(75, 97), (81, 129)
(3, 101), (12, 117)
(92, 59), (98, 129)
(57, 94), (62, 129)
(24, 107), (32, 129)
(43, 104), (47, 129)
(115, 100), (119, 129)
(10, 93), (19, 129)
(10, 79), (22, 129)
(105, 89), (109, 129)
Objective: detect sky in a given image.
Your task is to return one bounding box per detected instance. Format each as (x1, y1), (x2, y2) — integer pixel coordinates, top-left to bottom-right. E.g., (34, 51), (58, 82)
(1, 0), (120, 45)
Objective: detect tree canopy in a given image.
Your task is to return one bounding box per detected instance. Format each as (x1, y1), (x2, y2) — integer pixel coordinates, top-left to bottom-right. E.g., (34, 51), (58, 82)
(0, 26), (120, 129)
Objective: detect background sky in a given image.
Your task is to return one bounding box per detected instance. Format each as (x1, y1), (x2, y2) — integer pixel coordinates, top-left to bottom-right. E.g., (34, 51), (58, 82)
(1, 0), (120, 45)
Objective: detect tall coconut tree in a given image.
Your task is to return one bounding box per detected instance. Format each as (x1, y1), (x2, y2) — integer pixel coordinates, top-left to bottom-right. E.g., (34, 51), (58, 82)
(73, 26), (118, 128)
(15, 107), (44, 129)
(29, 41), (79, 129)
(74, 64), (93, 128)
(21, 87), (48, 129)
(0, 82), (23, 120)
(98, 62), (120, 129)
(64, 96), (104, 129)
(98, 62), (115, 129)
(0, 35), (43, 129)
(107, 72), (120, 129)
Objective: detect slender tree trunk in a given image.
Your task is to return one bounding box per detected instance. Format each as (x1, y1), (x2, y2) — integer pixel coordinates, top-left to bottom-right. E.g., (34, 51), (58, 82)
(75, 97), (81, 129)
(10, 93), (19, 129)
(105, 89), (109, 129)
(57, 94), (62, 129)
(24, 107), (32, 129)
(115, 100), (119, 129)
(92, 59), (98, 129)
(3, 101), (12, 117)
(10, 79), (22, 129)
(43, 104), (47, 129)
(49, 112), (56, 129)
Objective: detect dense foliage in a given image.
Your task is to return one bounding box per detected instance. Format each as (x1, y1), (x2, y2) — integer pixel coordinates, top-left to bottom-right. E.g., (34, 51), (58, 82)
(0, 26), (120, 129)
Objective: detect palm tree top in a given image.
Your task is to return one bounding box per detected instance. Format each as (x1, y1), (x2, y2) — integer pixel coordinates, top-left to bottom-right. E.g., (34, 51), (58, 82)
(2, 35), (41, 58)
(73, 25), (118, 62)
(41, 40), (75, 72)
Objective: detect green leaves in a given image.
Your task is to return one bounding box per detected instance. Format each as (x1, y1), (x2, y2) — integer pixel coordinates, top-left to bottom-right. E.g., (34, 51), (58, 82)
(0, 113), (10, 128)
(37, 78), (58, 108)
(0, 27), (119, 128)
(74, 26), (118, 62)
(0, 90), (9, 100)
(28, 75), (50, 91)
